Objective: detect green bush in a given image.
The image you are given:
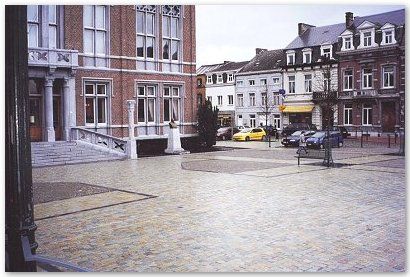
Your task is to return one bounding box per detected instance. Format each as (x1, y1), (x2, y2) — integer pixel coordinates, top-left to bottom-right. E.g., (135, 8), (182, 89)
(197, 100), (219, 148)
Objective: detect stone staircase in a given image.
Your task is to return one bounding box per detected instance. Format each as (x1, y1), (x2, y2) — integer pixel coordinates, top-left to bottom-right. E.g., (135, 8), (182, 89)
(31, 141), (127, 167)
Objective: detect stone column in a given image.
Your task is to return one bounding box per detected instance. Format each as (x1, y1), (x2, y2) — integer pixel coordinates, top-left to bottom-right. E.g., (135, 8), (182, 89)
(44, 77), (55, 142)
(126, 100), (137, 159)
(63, 77), (71, 141)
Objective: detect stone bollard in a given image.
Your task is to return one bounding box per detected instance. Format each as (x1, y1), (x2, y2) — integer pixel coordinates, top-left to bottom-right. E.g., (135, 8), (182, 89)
(127, 100), (137, 159)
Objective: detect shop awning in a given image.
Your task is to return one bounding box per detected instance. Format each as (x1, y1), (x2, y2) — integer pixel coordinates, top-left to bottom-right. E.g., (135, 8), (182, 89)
(282, 105), (314, 113)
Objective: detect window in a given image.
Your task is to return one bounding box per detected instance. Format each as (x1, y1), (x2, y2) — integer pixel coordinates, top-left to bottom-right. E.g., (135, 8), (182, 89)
(261, 93), (267, 106)
(236, 80), (244, 86)
(197, 94), (202, 106)
(344, 37), (352, 50)
(303, 51), (311, 64)
(344, 104), (353, 125)
(228, 74), (234, 82)
(48, 5), (58, 49)
(323, 48), (331, 58)
(384, 30), (393, 44)
(273, 95), (280, 105)
(362, 104), (373, 125)
(344, 69), (353, 90)
(304, 74), (312, 93)
(383, 66), (395, 88)
(162, 6), (181, 62)
(84, 6), (107, 56)
(272, 77), (280, 85)
(250, 115), (256, 127)
(249, 93), (256, 106)
(237, 94), (243, 107)
(323, 72), (330, 91)
(362, 68), (373, 89)
(217, 74), (223, 83)
(228, 95), (233, 105)
(207, 75), (212, 84)
(27, 6), (39, 47)
(381, 28), (396, 45)
(363, 32), (372, 47)
(260, 79), (267, 86)
(273, 114), (281, 129)
(207, 96), (212, 103)
(217, 95), (222, 106)
(163, 86), (180, 122)
(84, 82), (109, 126)
(288, 76), (295, 93)
(197, 78), (202, 87)
(249, 80), (255, 86)
(287, 52), (295, 65)
(137, 85), (156, 123)
(137, 7), (155, 59)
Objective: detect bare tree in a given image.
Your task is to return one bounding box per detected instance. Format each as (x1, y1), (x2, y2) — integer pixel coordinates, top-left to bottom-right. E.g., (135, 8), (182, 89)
(258, 84), (275, 128)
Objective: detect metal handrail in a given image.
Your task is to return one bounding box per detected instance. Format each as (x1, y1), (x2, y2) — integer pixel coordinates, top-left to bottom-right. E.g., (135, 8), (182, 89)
(22, 236), (89, 272)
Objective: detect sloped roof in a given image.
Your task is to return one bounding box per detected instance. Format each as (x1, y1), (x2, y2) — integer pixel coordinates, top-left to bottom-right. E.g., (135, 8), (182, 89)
(238, 49), (284, 73)
(208, 60), (249, 73)
(196, 63), (223, 75)
(285, 9), (405, 50)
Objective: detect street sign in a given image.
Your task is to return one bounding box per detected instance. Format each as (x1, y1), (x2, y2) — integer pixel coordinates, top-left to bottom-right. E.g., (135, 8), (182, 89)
(279, 89), (285, 95)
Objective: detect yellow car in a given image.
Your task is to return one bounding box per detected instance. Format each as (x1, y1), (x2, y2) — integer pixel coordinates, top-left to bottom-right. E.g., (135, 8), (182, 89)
(232, 127), (266, 141)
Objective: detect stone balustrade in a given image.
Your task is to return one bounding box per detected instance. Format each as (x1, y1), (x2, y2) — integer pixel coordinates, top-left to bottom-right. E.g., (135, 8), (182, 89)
(28, 47), (78, 69)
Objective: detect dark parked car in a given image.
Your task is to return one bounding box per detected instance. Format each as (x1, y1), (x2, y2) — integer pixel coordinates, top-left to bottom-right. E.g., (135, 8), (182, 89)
(306, 131), (344, 149)
(281, 130), (316, 147)
(216, 127), (240, 140)
(281, 123), (317, 137)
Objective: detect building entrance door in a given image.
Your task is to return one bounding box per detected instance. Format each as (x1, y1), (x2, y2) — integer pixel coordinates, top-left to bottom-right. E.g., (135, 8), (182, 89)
(29, 97), (42, 141)
(382, 102), (396, 132)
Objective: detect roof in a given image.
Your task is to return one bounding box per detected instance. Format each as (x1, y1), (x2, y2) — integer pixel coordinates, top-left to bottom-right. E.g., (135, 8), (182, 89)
(208, 61), (249, 73)
(285, 9), (405, 50)
(238, 49), (284, 73)
(196, 63), (223, 75)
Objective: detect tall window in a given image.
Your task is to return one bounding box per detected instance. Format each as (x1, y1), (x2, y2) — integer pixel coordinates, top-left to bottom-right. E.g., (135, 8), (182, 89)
(383, 66), (395, 88)
(344, 104), (352, 125)
(344, 69), (353, 90)
(237, 94), (244, 107)
(162, 5), (181, 62)
(249, 93), (256, 106)
(84, 6), (107, 56)
(273, 95), (280, 105)
(344, 37), (352, 50)
(287, 52), (295, 65)
(363, 32), (372, 47)
(273, 114), (281, 129)
(261, 93), (267, 106)
(304, 74), (312, 93)
(137, 6), (155, 59)
(228, 95), (233, 105)
(362, 68), (373, 89)
(362, 104), (373, 125)
(303, 52), (311, 64)
(137, 85), (156, 123)
(228, 74), (234, 82)
(250, 115), (256, 127)
(288, 76), (295, 93)
(84, 82), (109, 126)
(217, 95), (222, 106)
(323, 72), (330, 91)
(48, 5), (58, 49)
(27, 6), (39, 47)
(163, 86), (180, 122)
(207, 75), (212, 84)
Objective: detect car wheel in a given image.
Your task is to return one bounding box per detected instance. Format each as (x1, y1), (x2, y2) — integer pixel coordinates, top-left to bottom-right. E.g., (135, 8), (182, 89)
(261, 135), (266, 141)
(245, 136), (250, 141)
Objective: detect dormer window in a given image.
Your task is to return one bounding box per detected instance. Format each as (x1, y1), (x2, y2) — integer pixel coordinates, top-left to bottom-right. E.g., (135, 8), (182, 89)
(228, 74), (234, 82)
(320, 45), (332, 59)
(384, 30), (393, 44)
(340, 29), (354, 51)
(217, 74), (223, 83)
(286, 51), (295, 65)
(302, 48), (312, 64)
(206, 75), (212, 84)
(380, 25), (397, 46)
(344, 37), (352, 50)
(363, 32), (372, 47)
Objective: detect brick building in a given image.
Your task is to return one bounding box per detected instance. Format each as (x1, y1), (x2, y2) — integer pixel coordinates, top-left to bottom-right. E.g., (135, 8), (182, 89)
(337, 9), (405, 136)
(27, 5), (196, 142)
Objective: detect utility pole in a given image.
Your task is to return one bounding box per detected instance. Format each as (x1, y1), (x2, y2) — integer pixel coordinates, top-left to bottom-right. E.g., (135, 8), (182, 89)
(5, 5), (38, 271)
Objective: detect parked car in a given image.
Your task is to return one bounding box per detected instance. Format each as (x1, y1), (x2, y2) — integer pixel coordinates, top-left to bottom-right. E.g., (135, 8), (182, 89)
(232, 128), (266, 141)
(281, 130), (316, 147)
(306, 131), (344, 149)
(281, 123), (317, 137)
(216, 127), (240, 140)
(334, 126), (350, 139)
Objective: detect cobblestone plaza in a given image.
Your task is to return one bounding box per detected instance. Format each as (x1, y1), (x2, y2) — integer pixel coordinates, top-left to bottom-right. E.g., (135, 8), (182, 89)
(32, 140), (405, 272)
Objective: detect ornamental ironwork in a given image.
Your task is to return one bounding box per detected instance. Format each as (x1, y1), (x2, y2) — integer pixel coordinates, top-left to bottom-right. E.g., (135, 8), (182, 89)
(136, 5), (156, 13)
(162, 5), (181, 17)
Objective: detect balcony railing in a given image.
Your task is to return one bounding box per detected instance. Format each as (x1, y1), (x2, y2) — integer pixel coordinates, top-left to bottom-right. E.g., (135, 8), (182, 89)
(339, 89), (379, 98)
(312, 91), (338, 102)
(28, 47), (78, 69)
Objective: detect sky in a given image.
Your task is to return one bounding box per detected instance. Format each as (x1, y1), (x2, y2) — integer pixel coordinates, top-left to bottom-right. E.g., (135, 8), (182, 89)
(196, 4), (405, 67)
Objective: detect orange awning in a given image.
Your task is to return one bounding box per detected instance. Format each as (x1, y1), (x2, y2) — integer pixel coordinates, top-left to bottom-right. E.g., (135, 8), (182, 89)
(282, 105), (314, 113)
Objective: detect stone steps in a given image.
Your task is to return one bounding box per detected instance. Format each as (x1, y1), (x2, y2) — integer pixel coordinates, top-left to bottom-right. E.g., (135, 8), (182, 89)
(31, 141), (126, 167)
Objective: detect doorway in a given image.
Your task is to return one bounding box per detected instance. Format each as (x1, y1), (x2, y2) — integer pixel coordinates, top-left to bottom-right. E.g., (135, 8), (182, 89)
(29, 97), (42, 142)
(381, 102), (396, 132)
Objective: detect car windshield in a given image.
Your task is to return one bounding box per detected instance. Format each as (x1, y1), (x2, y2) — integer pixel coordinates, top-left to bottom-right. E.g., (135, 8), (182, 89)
(311, 131), (326, 138)
(291, 131), (302, 136)
(217, 127), (229, 132)
(239, 128), (252, 133)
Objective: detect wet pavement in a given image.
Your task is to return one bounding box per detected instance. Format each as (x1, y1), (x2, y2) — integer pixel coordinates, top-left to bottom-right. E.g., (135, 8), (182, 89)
(32, 140), (405, 272)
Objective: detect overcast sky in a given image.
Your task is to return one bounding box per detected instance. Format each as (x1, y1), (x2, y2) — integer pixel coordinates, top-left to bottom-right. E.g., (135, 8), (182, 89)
(196, 4), (405, 67)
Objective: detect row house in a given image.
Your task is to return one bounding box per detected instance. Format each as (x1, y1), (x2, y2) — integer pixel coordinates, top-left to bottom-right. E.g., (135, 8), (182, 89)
(196, 63), (223, 108)
(337, 9), (405, 135)
(282, 22), (344, 130)
(27, 5), (196, 142)
(235, 48), (284, 129)
(201, 61), (248, 127)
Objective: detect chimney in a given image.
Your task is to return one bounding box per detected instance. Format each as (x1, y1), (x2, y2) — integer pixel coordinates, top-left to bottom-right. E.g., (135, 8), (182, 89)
(345, 12), (354, 29)
(256, 48), (267, 55)
(223, 61), (231, 64)
(298, 23), (315, 36)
